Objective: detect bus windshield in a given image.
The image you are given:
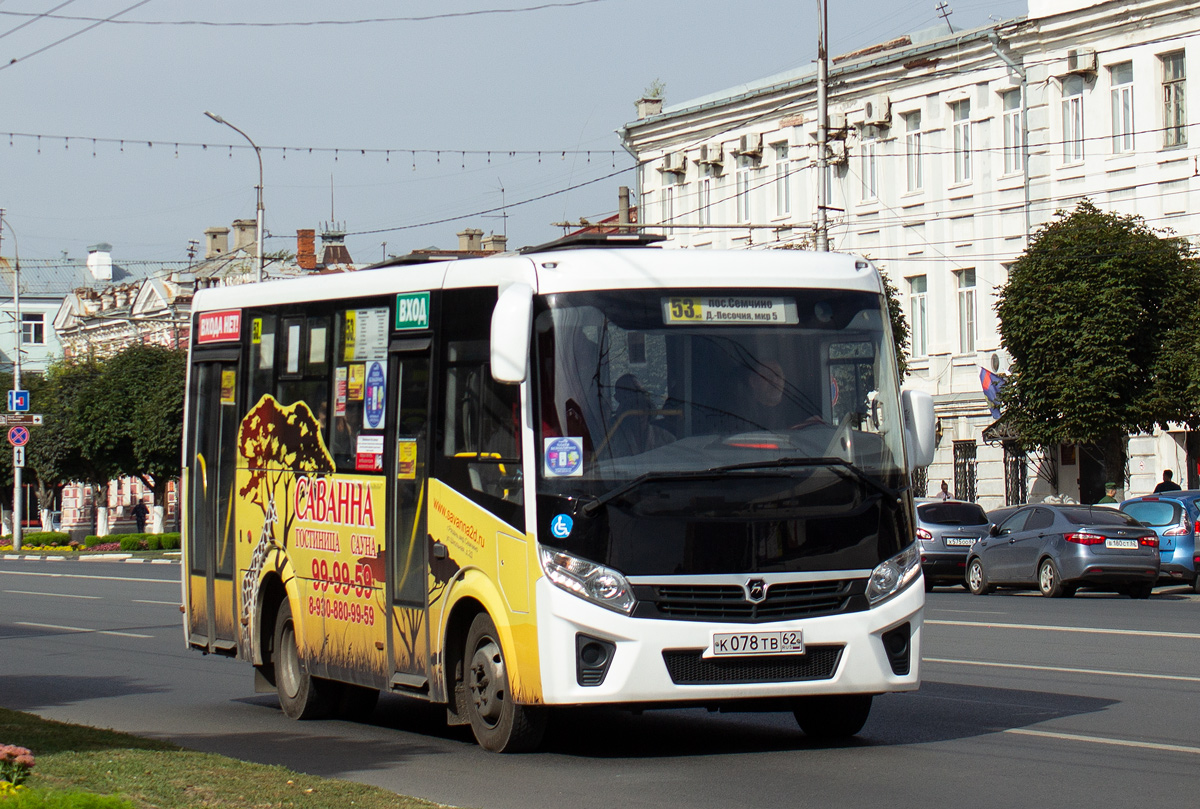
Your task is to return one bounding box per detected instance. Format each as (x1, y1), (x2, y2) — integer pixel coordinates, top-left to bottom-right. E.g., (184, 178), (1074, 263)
(535, 288), (907, 500)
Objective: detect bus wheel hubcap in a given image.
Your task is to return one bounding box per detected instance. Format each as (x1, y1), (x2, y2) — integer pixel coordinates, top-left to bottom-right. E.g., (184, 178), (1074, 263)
(469, 639), (505, 725)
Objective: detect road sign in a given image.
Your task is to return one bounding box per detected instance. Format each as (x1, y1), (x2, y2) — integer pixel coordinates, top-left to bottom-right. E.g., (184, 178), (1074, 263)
(0, 414), (42, 426)
(7, 390), (29, 412)
(8, 425), (29, 447)
(13, 446), (23, 468)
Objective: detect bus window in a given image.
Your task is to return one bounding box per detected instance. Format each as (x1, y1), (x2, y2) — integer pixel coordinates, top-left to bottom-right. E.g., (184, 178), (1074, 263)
(331, 307), (389, 472)
(444, 340), (522, 508)
(248, 313), (276, 406)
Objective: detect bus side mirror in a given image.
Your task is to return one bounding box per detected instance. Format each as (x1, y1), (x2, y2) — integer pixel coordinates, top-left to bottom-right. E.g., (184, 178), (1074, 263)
(491, 282), (533, 384)
(901, 388), (936, 469)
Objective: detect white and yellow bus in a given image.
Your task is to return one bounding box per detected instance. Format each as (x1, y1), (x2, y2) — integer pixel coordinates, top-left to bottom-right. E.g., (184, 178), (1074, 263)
(182, 234), (936, 752)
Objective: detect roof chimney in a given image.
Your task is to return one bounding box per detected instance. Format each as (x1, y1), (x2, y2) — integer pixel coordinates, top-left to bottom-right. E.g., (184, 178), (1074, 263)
(481, 233), (507, 253)
(232, 219), (257, 253)
(86, 243), (113, 281)
(297, 229), (316, 270)
(636, 97), (664, 120)
(457, 228), (484, 251)
(204, 227), (230, 259)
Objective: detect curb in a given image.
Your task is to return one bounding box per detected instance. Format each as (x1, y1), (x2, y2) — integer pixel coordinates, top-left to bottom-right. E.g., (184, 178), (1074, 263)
(1, 553), (180, 564)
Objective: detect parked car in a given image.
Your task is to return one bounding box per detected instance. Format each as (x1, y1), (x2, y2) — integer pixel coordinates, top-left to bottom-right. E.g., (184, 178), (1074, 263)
(1119, 492), (1200, 593)
(985, 505), (1022, 531)
(915, 499), (992, 590)
(966, 504), (1160, 598)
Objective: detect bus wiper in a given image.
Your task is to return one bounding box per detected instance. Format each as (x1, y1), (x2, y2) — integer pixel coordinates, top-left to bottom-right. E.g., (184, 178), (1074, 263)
(580, 469), (725, 516)
(705, 457), (902, 500)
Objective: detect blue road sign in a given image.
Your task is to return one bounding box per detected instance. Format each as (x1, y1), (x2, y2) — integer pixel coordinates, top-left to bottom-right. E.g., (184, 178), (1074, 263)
(8, 425), (29, 447)
(7, 390), (29, 412)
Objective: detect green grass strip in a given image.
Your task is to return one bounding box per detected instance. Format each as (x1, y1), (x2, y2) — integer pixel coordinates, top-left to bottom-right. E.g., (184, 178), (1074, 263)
(0, 708), (449, 809)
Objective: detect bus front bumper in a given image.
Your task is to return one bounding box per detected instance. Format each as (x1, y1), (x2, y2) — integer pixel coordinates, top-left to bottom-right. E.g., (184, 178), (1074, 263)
(535, 576), (922, 706)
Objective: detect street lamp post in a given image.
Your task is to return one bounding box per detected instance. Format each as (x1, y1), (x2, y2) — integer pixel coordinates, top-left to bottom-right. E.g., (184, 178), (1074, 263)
(204, 111), (264, 282)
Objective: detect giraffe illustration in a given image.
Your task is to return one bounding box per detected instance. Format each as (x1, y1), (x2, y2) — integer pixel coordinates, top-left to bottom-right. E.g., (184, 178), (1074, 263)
(240, 494), (278, 655)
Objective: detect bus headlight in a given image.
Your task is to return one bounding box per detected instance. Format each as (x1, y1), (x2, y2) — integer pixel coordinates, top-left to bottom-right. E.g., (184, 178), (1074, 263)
(866, 544), (922, 606)
(539, 548), (636, 614)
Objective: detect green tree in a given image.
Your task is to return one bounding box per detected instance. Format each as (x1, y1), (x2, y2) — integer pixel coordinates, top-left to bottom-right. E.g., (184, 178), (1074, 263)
(996, 200), (1200, 488)
(99, 344), (187, 514)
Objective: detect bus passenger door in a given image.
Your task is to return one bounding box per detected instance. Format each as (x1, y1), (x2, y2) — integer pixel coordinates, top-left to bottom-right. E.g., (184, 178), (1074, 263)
(388, 347), (432, 691)
(186, 358), (241, 654)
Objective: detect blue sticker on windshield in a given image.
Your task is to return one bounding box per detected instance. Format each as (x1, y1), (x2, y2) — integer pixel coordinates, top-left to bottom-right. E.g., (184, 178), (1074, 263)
(544, 437), (584, 477)
(550, 514), (574, 539)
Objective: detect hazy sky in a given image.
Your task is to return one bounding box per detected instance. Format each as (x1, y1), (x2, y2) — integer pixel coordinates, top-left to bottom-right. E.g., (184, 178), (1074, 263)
(0, 0), (1028, 263)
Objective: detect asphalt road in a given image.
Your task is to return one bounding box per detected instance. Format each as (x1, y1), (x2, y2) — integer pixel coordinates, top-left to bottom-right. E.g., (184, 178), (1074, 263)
(2, 556), (1199, 809)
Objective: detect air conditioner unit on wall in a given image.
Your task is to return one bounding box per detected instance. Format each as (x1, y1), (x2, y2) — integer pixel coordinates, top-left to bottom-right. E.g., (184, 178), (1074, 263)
(863, 94), (891, 126)
(659, 152), (687, 175)
(736, 132), (763, 157)
(1066, 48), (1097, 74)
(698, 143), (724, 165)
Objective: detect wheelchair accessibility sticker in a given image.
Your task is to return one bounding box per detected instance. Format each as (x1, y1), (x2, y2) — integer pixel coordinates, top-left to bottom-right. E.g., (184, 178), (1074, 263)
(550, 514), (574, 539)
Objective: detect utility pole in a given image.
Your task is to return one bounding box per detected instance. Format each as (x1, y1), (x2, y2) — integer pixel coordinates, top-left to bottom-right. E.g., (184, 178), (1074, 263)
(2, 211), (22, 552)
(815, 0), (829, 252)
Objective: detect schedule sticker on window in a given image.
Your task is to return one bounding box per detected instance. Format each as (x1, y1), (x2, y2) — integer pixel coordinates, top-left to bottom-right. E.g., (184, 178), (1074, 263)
(544, 437), (584, 477)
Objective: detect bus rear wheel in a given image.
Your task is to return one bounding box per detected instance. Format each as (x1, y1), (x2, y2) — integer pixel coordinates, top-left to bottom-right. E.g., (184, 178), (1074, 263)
(273, 600), (336, 720)
(464, 612), (546, 753)
(793, 694), (873, 740)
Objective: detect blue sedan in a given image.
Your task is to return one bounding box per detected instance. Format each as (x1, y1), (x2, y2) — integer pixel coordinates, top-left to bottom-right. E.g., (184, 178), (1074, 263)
(966, 504), (1160, 598)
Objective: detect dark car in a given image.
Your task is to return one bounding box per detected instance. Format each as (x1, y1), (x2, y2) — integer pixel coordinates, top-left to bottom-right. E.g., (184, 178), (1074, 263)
(1119, 492), (1200, 593)
(915, 499), (992, 590)
(966, 504), (1160, 598)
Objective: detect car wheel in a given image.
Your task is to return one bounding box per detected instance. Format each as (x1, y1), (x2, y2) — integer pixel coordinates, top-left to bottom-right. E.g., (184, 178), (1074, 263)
(923, 576), (935, 593)
(1127, 583), (1153, 600)
(464, 612), (547, 753)
(967, 558), (992, 595)
(1038, 558), (1066, 598)
(1192, 576), (1200, 595)
(273, 599), (337, 720)
(794, 694), (873, 740)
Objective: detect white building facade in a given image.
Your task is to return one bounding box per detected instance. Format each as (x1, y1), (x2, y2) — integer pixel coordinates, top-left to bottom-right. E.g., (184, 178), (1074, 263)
(620, 0), (1200, 508)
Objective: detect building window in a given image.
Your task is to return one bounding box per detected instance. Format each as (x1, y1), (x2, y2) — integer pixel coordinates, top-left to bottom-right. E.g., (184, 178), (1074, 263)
(1110, 61), (1134, 153)
(954, 440), (978, 502)
(1002, 89), (1023, 173)
(956, 268), (976, 354)
(662, 183), (675, 224)
(21, 313), (44, 345)
(698, 176), (711, 227)
(860, 134), (878, 201)
(1062, 74), (1085, 162)
(1004, 442), (1028, 506)
(774, 144), (790, 217)
(905, 111), (923, 192)
(951, 100), (971, 183)
(735, 155), (753, 223)
(1163, 51), (1187, 148)
(908, 275), (928, 357)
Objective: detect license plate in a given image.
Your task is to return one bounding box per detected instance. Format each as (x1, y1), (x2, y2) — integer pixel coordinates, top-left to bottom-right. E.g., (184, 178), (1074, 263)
(1105, 538), (1138, 549)
(705, 630), (804, 658)
(944, 537), (975, 546)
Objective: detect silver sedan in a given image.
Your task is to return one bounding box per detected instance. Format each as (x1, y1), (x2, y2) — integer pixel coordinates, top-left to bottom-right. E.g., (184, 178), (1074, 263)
(966, 504), (1160, 598)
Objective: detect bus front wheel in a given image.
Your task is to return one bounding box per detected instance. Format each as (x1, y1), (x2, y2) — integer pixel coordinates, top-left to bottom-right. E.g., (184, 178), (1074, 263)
(273, 600), (336, 720)
(793, 694), (872, 740)
(463, 612), (546, 752)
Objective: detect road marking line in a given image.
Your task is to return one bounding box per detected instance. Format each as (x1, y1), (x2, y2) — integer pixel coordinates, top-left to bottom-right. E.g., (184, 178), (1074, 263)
(927, 619), (1200, 640)
(925, 657), (1200, 683)
(0, 570), (175, 584)
(15, 621), (153, 639)
(1005, 728), (1200, 756)
(4, 589), (101, 600)
(132, 599), (179, 606)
